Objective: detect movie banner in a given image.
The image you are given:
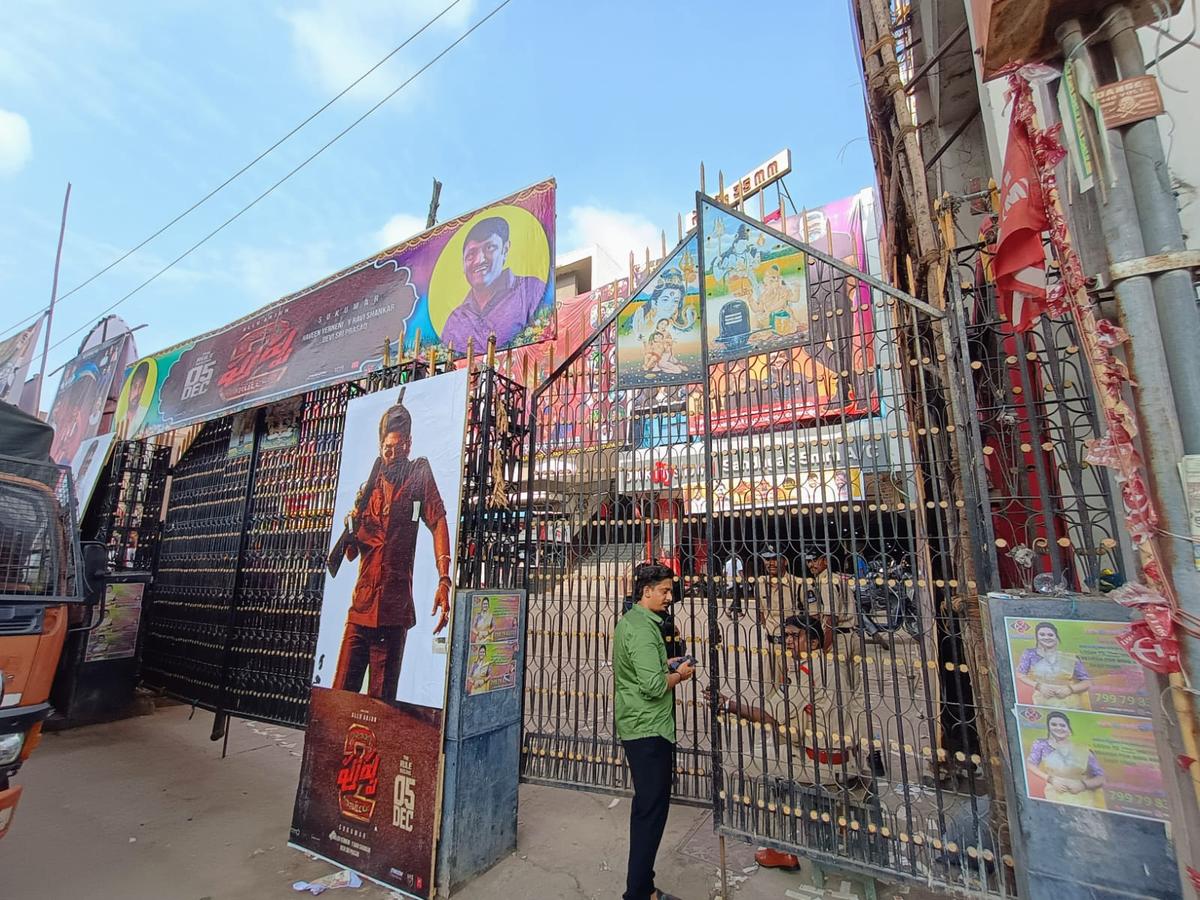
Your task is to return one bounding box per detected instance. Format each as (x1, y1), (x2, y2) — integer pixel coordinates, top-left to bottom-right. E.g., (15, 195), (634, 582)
(292, 367), (470, 898)
(0, 319), (42, 406)
(698, 198), (878, 422)
(118, 181), (555, 440)
(47, 334), (130, 466)
(70, 432), (116, 520)
(615, 235), (702, 390)
(1016, 705), (1168, 822)
(1005, 617), (1152, 717)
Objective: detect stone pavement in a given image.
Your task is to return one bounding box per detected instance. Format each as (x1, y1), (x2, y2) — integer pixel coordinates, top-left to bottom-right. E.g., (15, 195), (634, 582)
(2, 703), (938, 899)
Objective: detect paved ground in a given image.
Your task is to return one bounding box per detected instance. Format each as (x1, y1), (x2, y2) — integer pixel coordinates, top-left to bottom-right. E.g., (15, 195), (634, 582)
(2, 703), (934, 899)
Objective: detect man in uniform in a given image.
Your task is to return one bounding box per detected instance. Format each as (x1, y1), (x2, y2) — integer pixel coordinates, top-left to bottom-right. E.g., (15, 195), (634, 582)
(708, 615), (866, 869)
(329, 390), (453, 700)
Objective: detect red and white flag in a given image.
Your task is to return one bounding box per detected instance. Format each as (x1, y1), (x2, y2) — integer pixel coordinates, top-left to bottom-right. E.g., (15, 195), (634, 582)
(994, 113), (1049, 332)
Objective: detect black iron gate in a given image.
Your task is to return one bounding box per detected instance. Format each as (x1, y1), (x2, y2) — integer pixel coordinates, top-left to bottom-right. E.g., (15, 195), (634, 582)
(521, 197), (1010, 894)
(136, 358), (523, 732)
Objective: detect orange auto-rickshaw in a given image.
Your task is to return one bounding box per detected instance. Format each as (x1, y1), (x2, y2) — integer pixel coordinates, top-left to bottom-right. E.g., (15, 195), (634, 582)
(0, 400), (86, 839)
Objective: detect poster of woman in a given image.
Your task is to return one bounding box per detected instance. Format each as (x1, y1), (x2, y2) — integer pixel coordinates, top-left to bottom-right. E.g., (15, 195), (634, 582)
(1016, 705), (1168, 821)
(1006, 616), (1152, 716)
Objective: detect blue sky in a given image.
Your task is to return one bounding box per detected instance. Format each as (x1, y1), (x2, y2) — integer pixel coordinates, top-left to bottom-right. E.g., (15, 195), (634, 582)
(0, 0), (875, 403)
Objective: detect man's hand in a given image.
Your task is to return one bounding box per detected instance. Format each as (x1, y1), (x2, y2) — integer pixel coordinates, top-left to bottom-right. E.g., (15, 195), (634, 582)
(676, 661), (695, 682)
(432, 580), (451, 634)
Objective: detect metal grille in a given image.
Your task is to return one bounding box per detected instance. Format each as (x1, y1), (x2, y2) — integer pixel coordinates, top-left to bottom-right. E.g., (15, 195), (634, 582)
(141, 418), (253, 709)
(139, 360), (510, 729)
(950, 226), (1126, 594)
(520, 202), (1010, 895)
(86, 440), (171, 571)
(0, 453), (81, 602)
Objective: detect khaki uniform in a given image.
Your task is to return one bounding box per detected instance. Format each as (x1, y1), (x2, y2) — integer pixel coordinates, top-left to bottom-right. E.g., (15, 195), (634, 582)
(746, 650), (865, 782)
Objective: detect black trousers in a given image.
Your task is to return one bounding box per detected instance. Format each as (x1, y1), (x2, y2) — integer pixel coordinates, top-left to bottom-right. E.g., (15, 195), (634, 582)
(622, 736), (673, 900)
(332, 624), (408, 699)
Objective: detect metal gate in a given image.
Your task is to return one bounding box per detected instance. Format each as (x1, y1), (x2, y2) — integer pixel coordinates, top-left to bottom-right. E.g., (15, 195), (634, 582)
(136, 358), (522, 732)
(521, 196), (1008, 894)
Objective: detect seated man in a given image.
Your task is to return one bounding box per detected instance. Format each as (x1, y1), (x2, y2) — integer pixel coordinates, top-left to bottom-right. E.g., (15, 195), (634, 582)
(708, 616), (868, 869)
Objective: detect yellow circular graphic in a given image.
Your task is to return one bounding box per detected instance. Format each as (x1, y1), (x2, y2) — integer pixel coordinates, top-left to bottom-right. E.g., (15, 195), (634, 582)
(428, 205), (550, 335)
(115, 357), (157, 438)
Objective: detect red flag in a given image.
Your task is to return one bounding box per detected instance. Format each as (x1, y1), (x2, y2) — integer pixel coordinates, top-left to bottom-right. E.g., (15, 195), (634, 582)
(994, 114), (1049, 332)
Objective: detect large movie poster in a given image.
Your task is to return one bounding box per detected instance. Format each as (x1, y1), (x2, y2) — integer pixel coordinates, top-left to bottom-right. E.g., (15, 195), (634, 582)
(118, 181), (554, 440)
(615, 235), (702, 389)
(699, 197), (879, 426)
(291, 367), (470, 898)
(46, 334), (129, 466)
(0, 319), (41, 406)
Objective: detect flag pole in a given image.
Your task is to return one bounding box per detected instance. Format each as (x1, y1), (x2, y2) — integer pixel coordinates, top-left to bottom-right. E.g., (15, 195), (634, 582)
(35, 182), (72, 415)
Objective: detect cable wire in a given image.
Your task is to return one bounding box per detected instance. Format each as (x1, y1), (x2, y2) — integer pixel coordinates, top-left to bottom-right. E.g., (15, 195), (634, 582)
(40, 0), (514, 368)
(0, 0), (467, 341)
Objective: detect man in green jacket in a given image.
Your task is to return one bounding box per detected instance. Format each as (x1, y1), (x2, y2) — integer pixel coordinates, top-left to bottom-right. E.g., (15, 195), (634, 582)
(614, 563), (694, 900)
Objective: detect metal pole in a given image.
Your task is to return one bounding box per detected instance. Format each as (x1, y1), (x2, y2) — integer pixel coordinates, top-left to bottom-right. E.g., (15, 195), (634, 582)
(1104, 3), (1200, 453)
(35, 181), (72, 414)
(1058, 19), (1200, 899)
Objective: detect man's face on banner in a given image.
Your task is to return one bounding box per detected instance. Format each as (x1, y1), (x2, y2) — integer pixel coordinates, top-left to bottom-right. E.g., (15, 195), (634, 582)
(381, 429), (412, 467)
(463, 232), (508, 290)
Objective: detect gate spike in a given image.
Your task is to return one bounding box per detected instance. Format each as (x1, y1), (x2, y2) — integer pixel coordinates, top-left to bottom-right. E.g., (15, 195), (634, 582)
(718, 170), (725, 201)
(413, 328), (422, 368)
(645, 246), (651, 269)
(398, 325), (407, 361)
(758, 190), (765, 222)
(661, 230), (667, 259)
(487, 333), (497, 369)
(629, 251), (636, 288)
(677, 213), (683, 242)
(700, 161), (706, 195)
(466, 336), (476, 372)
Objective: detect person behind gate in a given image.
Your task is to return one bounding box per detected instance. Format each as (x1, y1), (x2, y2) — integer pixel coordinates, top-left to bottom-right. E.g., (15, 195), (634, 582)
(614, 563), (693, 900)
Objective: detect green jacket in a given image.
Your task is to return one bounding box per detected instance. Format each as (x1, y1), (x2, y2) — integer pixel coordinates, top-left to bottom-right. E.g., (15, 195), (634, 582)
(614, 603), (675, 742)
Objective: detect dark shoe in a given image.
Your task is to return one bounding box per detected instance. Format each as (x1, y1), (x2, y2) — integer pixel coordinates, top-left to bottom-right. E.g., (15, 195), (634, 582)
(869, 750), (886, 777)
(755, 847), (800, 870)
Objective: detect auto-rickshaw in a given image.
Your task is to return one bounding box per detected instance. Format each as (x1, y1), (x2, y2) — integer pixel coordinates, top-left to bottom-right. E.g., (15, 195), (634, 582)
(0, 400), (86, 839)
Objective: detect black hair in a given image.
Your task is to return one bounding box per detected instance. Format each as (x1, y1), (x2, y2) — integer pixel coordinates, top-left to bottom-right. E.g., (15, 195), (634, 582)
(633, 562), (675, 604)
(1046, 711), (1072, 735)
(782, 614), (824, 648)
(1035, 622), (1060, 639)
(464, 216), (509, 246)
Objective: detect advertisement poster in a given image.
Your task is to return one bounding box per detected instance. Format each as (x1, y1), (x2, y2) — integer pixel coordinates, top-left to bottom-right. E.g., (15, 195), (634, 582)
(84, 583), (145, 662)
(293, 367), (469, 898)
(262, 398), (302, 452)
(0, 319), (41, 405)
(47, 334), (129, 466)
(1006, 617), (1152, 717)
(291, 689), (443, 897)
(699, 198), (879, 427)
(615, 235), (702, 390)
(70, 432), (116, 519)
(116, 181), (554, 440)
(227, 411), (256, 458)
(1016, 705), (1168, 821)
(465, 591), (520, 696)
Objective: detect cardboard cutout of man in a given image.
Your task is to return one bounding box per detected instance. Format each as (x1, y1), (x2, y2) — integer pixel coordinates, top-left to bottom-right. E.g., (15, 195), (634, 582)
(439, 216), (547, 351)
(330, 389), (453, 700)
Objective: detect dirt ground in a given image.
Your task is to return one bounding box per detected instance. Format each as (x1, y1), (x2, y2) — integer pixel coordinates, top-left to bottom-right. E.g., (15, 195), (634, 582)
(1, 703), (938, 899)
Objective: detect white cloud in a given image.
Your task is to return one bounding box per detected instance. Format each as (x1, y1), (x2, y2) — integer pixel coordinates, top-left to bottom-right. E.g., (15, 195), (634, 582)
(0, 109), (32, 176)
(563, 205), (662, 272)
(230, 241), (337, 303)
(281, 0), (476, 96)
(376, 212), (428, 249)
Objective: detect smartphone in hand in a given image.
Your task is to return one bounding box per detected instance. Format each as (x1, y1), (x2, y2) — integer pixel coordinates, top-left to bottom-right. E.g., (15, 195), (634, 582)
(668, 655), (698, 673)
